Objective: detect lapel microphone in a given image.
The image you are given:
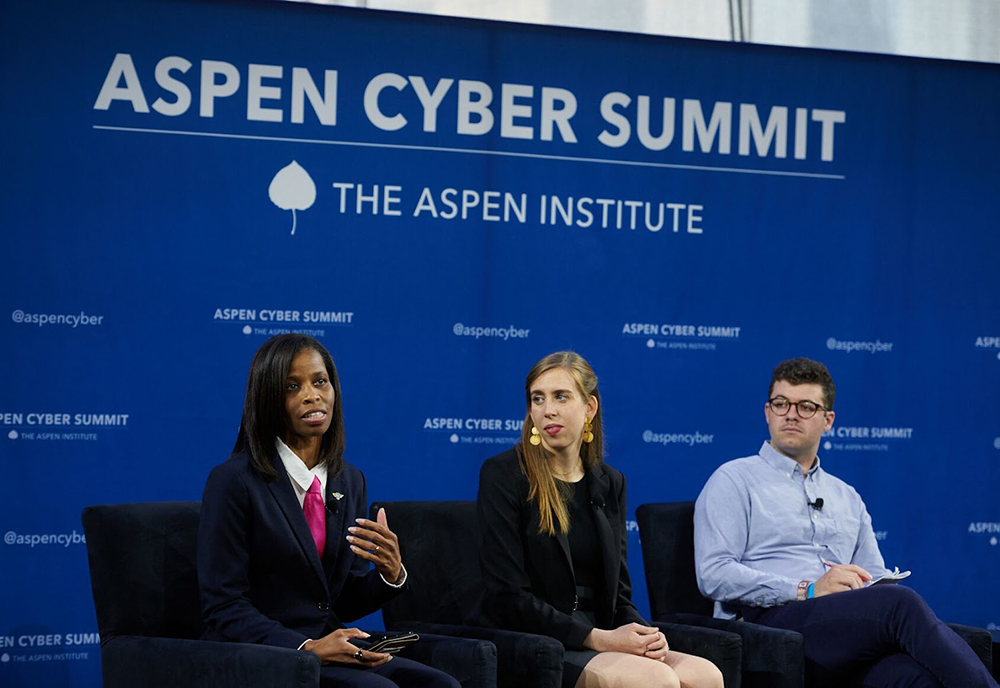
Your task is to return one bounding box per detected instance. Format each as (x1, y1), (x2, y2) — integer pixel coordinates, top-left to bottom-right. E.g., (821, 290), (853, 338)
(325, 497), (340, 514)
(591, 494), (605, 509)
(808, 498), (824, 511)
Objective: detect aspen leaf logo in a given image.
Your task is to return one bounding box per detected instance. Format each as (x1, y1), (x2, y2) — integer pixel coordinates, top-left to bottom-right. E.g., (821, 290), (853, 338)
(268, 161), (316, 235)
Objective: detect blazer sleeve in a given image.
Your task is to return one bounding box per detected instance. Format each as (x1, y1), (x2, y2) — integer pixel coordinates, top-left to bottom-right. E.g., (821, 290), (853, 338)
(198, 461), (308, 649)
(331, 467), (404, 622)
(609, 470), (648, 628)
(477, 453), (594, 649)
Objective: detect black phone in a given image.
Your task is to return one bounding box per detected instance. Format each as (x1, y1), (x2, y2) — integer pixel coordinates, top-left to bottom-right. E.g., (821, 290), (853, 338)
(352, 631), (420, 655)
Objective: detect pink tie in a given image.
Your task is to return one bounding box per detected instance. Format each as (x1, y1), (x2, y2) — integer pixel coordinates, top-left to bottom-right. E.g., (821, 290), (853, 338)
(303, 476), (326, 558)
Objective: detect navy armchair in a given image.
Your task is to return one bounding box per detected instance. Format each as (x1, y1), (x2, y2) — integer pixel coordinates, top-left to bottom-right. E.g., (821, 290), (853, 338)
(637, 501), (994, 688)
(637, 501), (803, 688)
(371, 500), (741, 688)
(371, 501), (563, 688)
(82, 501), (495, 688)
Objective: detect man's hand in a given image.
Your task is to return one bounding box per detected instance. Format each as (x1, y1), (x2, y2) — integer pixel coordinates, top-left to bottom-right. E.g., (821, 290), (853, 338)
(813, 564), (871, 597)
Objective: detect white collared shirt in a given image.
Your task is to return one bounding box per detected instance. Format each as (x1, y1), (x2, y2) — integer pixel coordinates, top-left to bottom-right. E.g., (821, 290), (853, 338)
(275, 437), (326, 507)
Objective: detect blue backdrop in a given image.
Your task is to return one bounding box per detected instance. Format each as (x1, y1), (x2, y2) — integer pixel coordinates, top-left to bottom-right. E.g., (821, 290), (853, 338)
(1, 0), (999, 684)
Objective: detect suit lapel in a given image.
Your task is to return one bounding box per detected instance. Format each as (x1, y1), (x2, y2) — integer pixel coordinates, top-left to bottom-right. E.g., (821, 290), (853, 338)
(322, 470), (347, 573)
(266, 455), (328, 589)
(587, 464), (619, 619)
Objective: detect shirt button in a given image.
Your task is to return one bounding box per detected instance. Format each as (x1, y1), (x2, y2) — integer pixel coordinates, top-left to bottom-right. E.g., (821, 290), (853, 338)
(318, 602), (329, 611)
(812, 513), (818, 520)
(786, 473), (792, 479)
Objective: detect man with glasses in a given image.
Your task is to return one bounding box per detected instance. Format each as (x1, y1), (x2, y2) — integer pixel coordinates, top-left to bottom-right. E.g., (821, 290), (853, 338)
(694, 357), (996, 687)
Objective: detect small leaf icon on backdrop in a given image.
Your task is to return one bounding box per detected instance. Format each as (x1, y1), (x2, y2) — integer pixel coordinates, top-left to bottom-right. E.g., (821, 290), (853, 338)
(268, 161), (317, 235)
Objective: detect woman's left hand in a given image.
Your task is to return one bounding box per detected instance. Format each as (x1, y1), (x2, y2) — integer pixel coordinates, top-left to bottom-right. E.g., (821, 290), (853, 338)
(643, 630), (669, 662)
(347, 507), (403, 583)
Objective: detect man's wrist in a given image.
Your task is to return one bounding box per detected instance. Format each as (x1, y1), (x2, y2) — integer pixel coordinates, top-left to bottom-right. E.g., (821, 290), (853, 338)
(796, 580), (811, 601)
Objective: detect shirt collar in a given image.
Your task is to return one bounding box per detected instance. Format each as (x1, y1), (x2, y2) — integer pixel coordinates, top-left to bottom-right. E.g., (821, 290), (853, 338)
(275, 437), (325, 492)
(758, 440), (822, 477)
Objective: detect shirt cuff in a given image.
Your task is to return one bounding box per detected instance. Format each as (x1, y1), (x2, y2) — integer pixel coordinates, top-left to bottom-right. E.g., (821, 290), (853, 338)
(381, 563), (407, 588)
(297, 639), (312, 651)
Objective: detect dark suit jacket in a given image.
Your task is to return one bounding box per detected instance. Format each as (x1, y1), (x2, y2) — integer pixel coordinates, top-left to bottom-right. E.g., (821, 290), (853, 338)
(198, 451), (402, 649)
(474, 448), (647, 650)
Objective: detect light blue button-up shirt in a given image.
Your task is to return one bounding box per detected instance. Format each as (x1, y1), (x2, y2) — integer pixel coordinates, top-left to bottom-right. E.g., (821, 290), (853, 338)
(694, 441), (888, 619)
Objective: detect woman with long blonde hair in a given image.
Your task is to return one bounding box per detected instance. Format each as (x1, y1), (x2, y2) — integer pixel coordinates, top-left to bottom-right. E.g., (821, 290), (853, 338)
(475, 351), (723, 688)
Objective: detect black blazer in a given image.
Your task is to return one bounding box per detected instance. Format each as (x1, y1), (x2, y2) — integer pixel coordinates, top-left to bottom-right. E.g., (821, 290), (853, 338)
(198, 451), (402, 649)
(474, 448), (647, 650)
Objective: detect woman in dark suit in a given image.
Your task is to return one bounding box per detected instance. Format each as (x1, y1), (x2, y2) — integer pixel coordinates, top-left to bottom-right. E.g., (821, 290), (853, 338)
(198, 334), (459, 688)
(476, 351), (723, 688)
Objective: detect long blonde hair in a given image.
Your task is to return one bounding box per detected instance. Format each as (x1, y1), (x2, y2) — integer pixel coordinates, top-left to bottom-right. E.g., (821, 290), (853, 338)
(516, 351), (604, 535)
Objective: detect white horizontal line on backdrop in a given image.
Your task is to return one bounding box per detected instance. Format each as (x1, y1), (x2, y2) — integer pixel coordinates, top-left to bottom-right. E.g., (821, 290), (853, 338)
(93, 125), (846, 180)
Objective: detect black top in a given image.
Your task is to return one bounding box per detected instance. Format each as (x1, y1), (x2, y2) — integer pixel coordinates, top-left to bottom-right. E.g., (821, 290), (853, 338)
(560, 478), (602, 592)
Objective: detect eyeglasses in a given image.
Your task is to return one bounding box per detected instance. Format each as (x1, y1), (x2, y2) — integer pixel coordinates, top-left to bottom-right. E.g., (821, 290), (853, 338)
(768, 397), (827, 419)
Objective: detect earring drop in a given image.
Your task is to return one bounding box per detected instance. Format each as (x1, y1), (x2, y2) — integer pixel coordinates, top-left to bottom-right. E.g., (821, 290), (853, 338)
(530, 425), (542, 446)
(582, 417), (594, 444)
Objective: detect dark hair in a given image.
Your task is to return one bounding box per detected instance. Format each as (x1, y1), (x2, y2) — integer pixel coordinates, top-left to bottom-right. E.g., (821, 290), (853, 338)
(769, 357), (836, 410)
(232, 334), (345, 481)
(516, 351), (604, 535)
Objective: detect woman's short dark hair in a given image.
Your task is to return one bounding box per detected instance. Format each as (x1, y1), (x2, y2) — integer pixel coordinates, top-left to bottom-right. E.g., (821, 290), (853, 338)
(232, 334), (345, 481)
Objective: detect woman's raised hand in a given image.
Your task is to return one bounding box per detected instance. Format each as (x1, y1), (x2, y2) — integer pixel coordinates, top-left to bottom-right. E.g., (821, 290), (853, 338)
(347, 507), (403, 584)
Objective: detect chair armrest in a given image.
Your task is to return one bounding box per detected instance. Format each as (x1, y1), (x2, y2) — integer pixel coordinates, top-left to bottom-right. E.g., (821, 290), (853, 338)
(388, 621), (562, 688)
(101, 636), (319, 688)
(654, 621), (742, 688)
(945, 623), (992, 672)
(658, 613), (804, 688)
(396, 632), (497, 688)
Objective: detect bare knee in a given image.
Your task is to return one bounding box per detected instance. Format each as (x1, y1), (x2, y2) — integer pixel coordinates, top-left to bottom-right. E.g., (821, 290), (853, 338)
(577, 653), (680, 688)
(687, 660), (724, 688)
(646, 660), (681, 688)
(666, 652), (724, 688)
(618, 660), (680, 688)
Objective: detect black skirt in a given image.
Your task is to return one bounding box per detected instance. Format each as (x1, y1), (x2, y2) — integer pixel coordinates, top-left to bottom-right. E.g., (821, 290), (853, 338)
(561, 610), (600, 688)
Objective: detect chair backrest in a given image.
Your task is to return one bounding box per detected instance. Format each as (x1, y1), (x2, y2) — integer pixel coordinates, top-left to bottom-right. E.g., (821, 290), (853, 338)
(635, 501), (715, 618)
(82, 502), (204, 640)
(370, 501), (481, 627)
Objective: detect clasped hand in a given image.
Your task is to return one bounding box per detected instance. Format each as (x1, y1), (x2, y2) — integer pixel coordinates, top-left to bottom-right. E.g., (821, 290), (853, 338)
(346, 507), (403, 584)
(302, 628), (392, 666)
(585, 622), (668, 661)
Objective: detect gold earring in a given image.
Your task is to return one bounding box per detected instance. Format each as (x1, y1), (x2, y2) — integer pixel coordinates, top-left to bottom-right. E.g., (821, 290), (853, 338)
(529, 425), (542, 446)
(582, 417), (594, 444)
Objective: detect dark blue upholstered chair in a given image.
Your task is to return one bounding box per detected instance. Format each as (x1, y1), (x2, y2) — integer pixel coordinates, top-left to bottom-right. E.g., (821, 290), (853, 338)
(82, 501), (496, 688)
(636, 501), (993, 688)
(371, 500), (742, 688)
